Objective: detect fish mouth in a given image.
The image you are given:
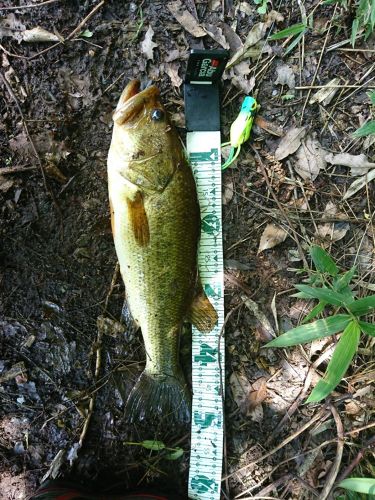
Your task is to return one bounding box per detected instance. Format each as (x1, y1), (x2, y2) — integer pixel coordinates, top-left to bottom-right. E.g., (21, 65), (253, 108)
(113, 80), (160, 125)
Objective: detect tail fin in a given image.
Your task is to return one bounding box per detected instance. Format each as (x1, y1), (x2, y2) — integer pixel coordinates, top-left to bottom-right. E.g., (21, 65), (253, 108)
(125, 370), (191, 424)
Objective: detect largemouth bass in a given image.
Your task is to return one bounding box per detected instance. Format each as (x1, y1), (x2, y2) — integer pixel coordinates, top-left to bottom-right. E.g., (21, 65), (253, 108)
(107, 80), (217, 423)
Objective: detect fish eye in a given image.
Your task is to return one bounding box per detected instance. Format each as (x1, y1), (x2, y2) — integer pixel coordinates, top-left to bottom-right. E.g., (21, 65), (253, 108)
(151, 109), (164, 121)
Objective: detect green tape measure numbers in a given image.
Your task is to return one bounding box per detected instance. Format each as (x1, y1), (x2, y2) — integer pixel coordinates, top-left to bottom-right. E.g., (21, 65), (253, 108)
(187, 132), (225, 500)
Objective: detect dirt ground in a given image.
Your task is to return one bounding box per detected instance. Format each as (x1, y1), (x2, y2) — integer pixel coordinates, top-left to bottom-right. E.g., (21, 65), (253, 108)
(0, 1), (374, 499)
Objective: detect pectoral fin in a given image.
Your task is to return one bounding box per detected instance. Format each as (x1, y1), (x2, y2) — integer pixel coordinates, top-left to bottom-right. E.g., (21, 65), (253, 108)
(126, 191), (150, 246)
(188, 284), (218, 332)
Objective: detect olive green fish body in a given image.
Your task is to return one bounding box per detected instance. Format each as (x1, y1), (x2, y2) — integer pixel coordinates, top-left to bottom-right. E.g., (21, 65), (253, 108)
(108, 81), (216, 423)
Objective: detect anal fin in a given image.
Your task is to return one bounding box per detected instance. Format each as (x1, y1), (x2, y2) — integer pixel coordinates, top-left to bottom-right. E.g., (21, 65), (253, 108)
(188, 284), (218, 333)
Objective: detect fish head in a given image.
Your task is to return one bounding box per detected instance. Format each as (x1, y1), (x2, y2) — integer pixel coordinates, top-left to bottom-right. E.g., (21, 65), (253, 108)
(109, 80), (180, 192)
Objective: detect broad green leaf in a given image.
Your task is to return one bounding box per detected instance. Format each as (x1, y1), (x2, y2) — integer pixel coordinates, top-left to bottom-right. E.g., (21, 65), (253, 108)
(369, 90), (375, 105)
(269, 22), (306, 40)
(294, 284), (346, 306)
(165, 447), (184, 460)
(302, 301), (326, 324)
(266, 314), (351, 347)
(310, 245), (338, 275)
(141, 440), (165, 451)
(306, 321), (360, 403)
(339, 477), (375, 495)
(352, 120), (375, 138)
(358, 320), (375, 336)
(334, 267), (356, 291)
(348, 295), (375, 316)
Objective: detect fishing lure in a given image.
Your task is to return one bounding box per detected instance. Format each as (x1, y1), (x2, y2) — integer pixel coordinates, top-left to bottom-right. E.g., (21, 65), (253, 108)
(221, 96), (259, 170)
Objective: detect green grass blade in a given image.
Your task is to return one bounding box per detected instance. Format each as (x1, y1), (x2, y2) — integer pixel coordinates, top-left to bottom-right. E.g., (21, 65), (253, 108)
(348, 295), (375, 316)
(351, 18), (360, 46)
(358, 320), (375, 336)
(302, 300), (326, 324)
(306, 321), (360, 403)
(352, 120), (375, 138)
(266, 314), (351, 347)
(310, 245), (339, 275)
(269, 22), (306, 40)
(284, 31), (304, 55)
(338, 477), (375, 495)
(294, 284), (347, 306)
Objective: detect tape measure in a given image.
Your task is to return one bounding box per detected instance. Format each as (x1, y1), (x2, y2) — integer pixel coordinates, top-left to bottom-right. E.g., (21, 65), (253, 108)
(184, 50), (229, 500)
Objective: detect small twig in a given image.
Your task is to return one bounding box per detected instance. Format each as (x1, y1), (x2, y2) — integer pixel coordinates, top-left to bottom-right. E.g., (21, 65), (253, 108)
(0, 0), (59, 10)
(336, 435), (375, 483)
(319, 404), (344, 500)
(0, 43), (25, 59)
(0, 165), (37, 175)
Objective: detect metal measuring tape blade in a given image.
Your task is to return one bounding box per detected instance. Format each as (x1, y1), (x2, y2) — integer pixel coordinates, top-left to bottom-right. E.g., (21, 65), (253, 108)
(184, 49), (229, 500)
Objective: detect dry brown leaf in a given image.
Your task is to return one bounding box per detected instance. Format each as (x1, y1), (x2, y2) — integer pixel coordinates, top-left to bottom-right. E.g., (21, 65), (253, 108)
(248, 377), (268, 411)
(275, 126), (306, 161)
(325, 152), (375, 176)
(204, 24), (229, 49)
(141, 25), (158, 61)
(255, 116), (284, 137)
(315, 202), (350, 244)
(266, 10), (285, 23)
(0, 175), (14, 193)
(258, 223), (288, 253)
(238, 1), (252, 15)
(22, 27), (60, 43)
(230, 371), (251, 414)
(222, 179), (234, 205)
(309, 78), (340, 105)
(165, 62), (182, 87)
(167, 1), (206, 37)
(343, 169), (375, 200)
(220, 23), (242, 52)
(294, 136), (326, 181)
(274, 64), (295, 91)
(227, 22), (268, 68)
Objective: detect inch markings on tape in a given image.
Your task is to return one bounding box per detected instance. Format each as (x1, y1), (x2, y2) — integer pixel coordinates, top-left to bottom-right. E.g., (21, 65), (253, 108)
(187, 131), (225, 500)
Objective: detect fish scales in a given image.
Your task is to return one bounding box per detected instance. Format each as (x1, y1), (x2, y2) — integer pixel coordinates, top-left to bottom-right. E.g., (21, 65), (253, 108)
(107, 80), (217, 423)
